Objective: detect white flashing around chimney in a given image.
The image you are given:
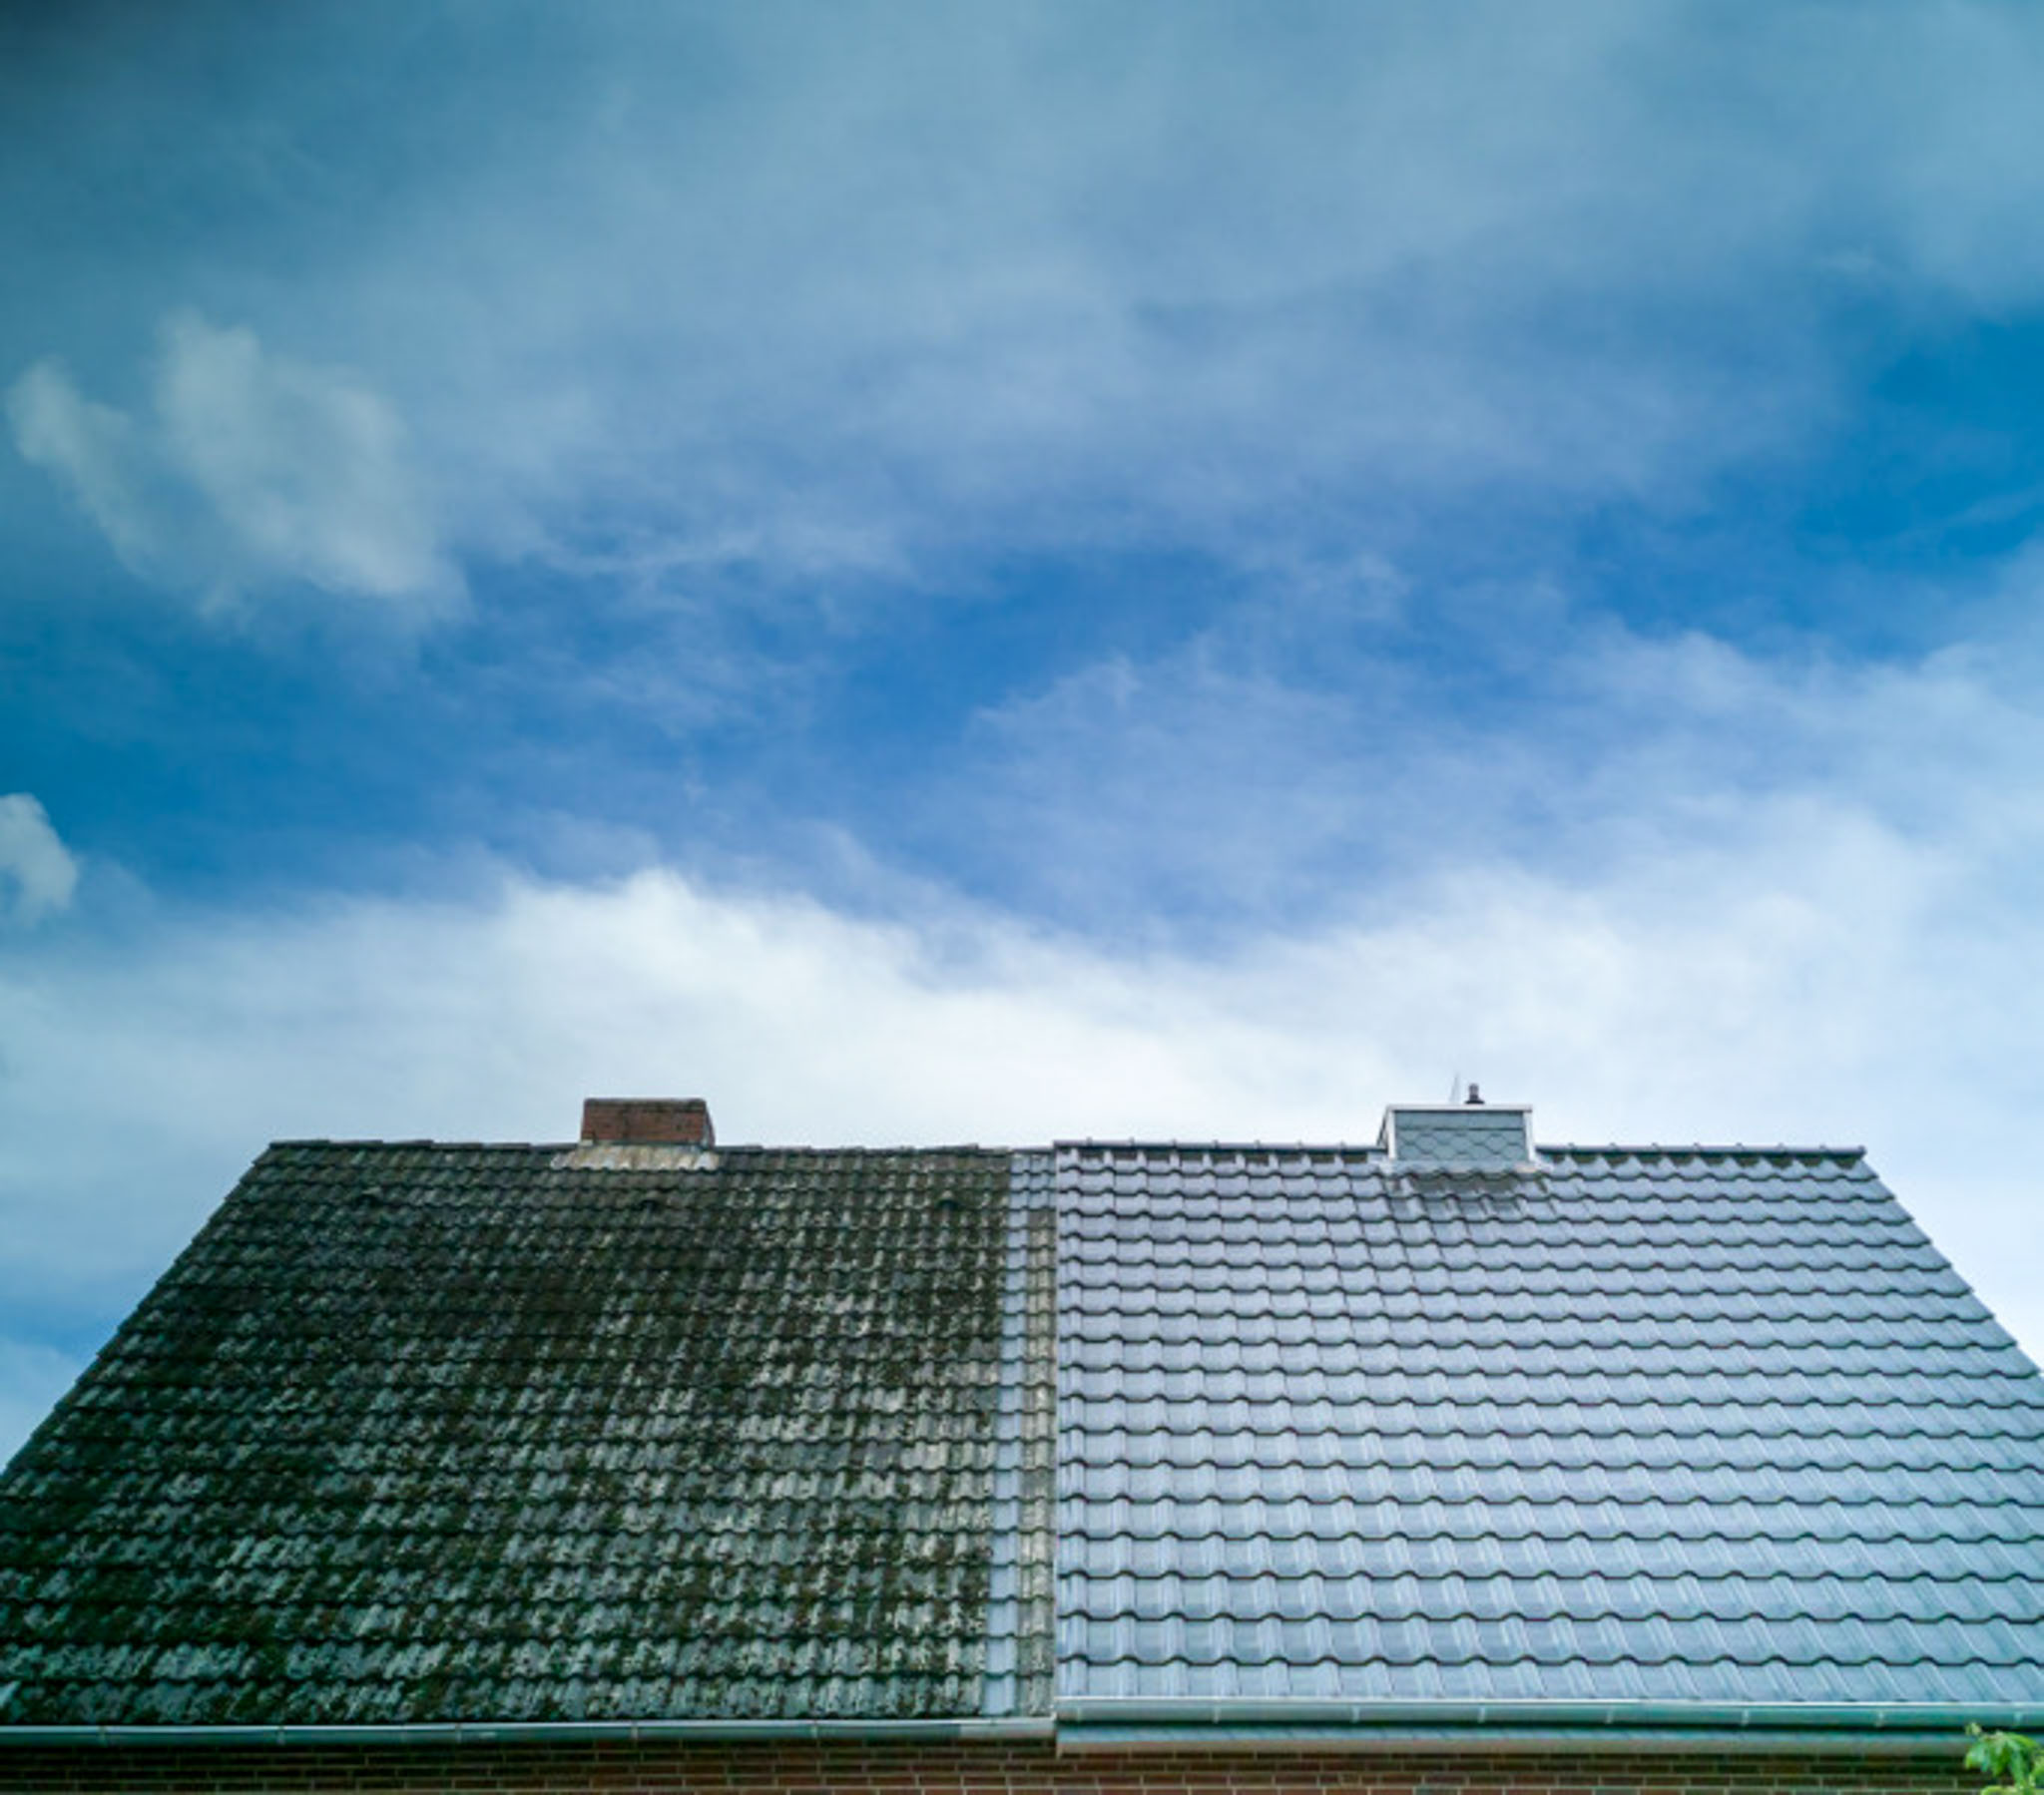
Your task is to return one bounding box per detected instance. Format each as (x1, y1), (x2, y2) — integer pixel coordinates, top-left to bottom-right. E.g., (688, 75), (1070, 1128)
(551, 1144), (721, 1171)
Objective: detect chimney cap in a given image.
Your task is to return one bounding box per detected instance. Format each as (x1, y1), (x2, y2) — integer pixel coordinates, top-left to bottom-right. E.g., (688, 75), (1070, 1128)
(581, 1098), (715, 1146)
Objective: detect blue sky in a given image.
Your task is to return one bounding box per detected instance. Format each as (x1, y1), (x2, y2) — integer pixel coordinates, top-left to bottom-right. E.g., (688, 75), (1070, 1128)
(7, 1), (2044, 1458)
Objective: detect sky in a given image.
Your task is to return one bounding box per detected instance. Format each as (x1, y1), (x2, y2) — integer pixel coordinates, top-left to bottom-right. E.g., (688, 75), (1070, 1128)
(5, 0), (2044, 1462)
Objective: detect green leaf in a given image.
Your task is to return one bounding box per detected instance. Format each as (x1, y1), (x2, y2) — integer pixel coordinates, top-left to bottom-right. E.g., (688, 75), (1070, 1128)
(1968, 1725), (2044, 1795)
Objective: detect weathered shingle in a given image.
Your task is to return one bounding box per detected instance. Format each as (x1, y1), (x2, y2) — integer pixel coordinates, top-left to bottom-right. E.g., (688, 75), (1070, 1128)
(1056, 1140), (2044, 1712)
(0, 1142), (1051, 1725)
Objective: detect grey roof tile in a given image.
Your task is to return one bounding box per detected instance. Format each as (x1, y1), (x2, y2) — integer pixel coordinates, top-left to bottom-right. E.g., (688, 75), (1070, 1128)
(1057, 1139), (2044, 1713)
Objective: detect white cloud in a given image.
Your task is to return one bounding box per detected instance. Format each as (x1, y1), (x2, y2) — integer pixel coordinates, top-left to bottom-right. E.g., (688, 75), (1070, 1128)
(7, 313), (461, 622)
(0, 795), (78, 926)
(23, 4), (2044, 601)
(924, 581), (2044, 944)
(5, 667), (2044, 1464)
(5, 362), (170, 580)
(352, 1), (2044, 580)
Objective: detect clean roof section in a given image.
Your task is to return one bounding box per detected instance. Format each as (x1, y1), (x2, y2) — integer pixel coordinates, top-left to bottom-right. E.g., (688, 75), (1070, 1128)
(1056, 1120), (2044, 1724)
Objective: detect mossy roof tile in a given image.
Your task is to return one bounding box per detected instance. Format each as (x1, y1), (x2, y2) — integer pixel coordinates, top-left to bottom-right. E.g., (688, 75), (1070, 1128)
(0, 1142), (1051, 1725)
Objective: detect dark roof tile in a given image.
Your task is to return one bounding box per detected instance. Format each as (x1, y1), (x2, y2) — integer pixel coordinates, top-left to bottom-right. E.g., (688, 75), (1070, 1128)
(0, 1142), (1053, 1726)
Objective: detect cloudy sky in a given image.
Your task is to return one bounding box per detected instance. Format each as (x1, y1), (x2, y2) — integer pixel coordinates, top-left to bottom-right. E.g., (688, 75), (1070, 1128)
(7, 0), (2044, 1460)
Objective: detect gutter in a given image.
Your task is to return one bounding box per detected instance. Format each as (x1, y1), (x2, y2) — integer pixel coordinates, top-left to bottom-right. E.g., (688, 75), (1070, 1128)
(3, 1704), (2026, 1755)
(0, 1717), (1058, 1748)
(1053, 1725), (1980, 1759)
(1051, 1700), (2042, 1755)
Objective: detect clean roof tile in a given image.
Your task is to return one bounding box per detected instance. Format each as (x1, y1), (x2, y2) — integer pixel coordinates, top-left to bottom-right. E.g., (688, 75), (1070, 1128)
(1056, 1140), (2044, 1712)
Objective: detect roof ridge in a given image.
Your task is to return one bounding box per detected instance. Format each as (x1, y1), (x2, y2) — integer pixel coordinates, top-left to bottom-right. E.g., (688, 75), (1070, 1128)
(263, 1137), (1018, 1154)
(261, 1137), (1871, 1162)
(1542, 1143), (1867, 1161)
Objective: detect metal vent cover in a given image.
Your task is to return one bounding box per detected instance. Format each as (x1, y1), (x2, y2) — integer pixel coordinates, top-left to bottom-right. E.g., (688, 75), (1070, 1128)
(1379, 1102), (1534, 1169)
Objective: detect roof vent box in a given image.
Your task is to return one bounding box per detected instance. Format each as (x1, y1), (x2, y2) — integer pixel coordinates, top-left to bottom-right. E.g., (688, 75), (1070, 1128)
(1379, 1101), (1534, 1170)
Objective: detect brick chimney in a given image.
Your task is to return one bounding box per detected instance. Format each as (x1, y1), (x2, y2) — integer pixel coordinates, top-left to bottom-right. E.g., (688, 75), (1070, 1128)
(581, 1098), (715, 1147)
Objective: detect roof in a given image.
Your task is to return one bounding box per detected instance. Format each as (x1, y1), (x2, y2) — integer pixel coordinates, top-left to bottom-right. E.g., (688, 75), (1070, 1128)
(0, 1142), (1056, 1727)
(3, 1104), (2044, 1744)
(1057, 1139), (2044, 1729)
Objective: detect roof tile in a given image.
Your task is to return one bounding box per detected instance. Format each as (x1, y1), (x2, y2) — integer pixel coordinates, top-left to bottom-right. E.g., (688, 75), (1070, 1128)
(1056, 1141), (2044, 1711)
(0, 1143), (1052, 1726)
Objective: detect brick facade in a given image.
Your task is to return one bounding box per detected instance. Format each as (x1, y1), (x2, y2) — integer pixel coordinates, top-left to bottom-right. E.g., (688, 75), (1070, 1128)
(0, 1739), (1982, 1795)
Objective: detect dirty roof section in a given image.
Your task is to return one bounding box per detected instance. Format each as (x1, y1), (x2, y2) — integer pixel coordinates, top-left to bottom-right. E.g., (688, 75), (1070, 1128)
(1058, 1141), (2044, 1713)
(0, 1142), (1053, 1726)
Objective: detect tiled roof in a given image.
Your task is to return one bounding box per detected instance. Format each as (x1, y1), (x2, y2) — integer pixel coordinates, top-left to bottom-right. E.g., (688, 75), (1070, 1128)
(0, 1142), (1055, 1726)
(1058, 1140), (2044, 1716)
(7, 1113), (2044, 1740)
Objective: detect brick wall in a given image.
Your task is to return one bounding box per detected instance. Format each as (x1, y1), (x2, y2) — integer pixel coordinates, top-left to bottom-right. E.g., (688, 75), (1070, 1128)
(0, 1738), (1982, 1795)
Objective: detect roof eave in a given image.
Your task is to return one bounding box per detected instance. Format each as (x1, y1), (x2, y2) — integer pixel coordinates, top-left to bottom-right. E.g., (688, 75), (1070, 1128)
(0, 1716), (1059, 1749)
(1055, 1724), (1975, 1758)
(1053, 1700), (2040, 1756)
